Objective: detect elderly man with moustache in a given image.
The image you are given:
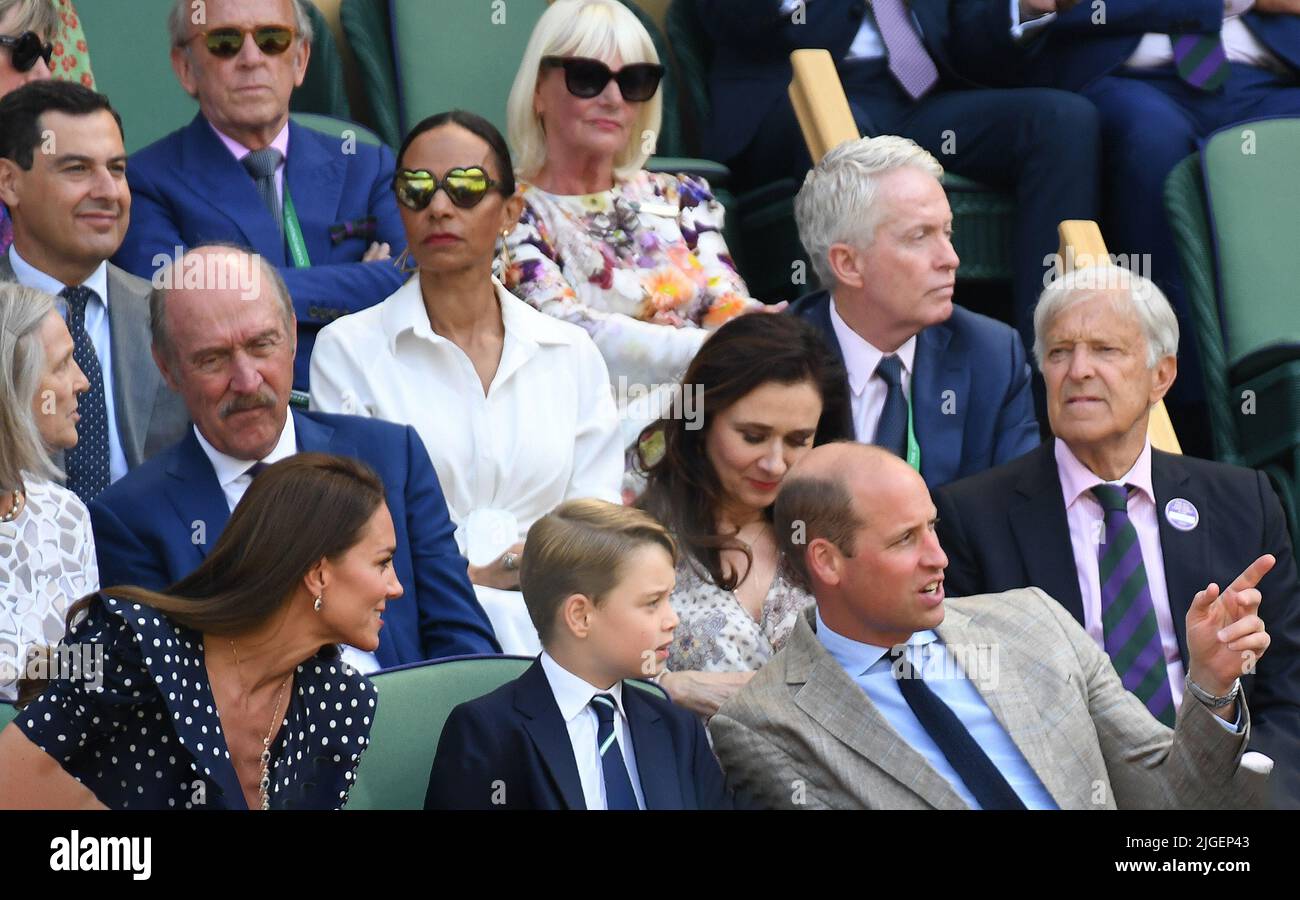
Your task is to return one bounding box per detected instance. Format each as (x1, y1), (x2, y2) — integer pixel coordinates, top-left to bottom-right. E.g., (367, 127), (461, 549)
(788, 135), (1039, 489)
(0, 80), (188, 505)
(88, 244), (500, 671)
(710, 441), (1274, 809)
(112, 0), (407, 390)
(934, 266), (1300, 808)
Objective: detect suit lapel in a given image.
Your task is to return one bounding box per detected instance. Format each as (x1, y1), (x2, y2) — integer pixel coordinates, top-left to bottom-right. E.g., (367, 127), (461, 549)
(912, 322), (963, 486)
(284, 122), (346, 266)
(1152, 451), (1201, 662)
(1008, 444), (1085, 622)
(622, 685), (679, 809)
(786, 611), (967, 809)
(180, 115), (286, 263)
(163, 430), (230, 562)
(106, 265), (162, 468)
(513, 660), (587, 810)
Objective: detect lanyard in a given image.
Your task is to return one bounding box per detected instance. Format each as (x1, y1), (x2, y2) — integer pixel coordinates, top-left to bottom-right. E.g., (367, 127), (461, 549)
(283, 184), (311, 269)
(904, 387), (921, 473)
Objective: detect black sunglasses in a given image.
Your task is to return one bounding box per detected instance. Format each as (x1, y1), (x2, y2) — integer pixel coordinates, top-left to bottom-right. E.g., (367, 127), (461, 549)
(0, 31), (53, 74)
(188, 25), (296, 59)
(393, 167), (500, 211)
(540, 56), (664, 103)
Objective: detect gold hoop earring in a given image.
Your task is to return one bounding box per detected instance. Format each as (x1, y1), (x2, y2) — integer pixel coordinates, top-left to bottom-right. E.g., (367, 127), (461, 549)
(393, 247), (417, 276)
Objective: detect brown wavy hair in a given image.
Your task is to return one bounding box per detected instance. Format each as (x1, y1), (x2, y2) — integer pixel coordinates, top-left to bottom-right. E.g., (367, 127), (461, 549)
(635, 314), (848, 590)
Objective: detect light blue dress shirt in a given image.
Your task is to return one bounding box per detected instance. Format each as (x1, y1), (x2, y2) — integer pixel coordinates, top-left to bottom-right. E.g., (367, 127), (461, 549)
(814, 609), (1058, 809)
(8, 246), (128, 483)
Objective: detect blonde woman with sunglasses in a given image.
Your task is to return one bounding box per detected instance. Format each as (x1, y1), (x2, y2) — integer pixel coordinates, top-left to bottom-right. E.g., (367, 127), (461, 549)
(504, 0), (777, 444)
(309, 111), (624, 656)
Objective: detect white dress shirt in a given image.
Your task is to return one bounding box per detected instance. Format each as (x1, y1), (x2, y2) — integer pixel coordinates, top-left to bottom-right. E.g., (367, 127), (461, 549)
(779, 1), (1048, 58)
(538, 651), (646, 810)
(1055, 438), (1186, 708)
(8, 247), (127, 483)
(829, 296), (917, 443)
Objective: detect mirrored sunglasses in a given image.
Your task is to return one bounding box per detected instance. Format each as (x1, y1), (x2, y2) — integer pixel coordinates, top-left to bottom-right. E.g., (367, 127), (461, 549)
(194, 25), (296, 58)
(392, 167), (500, 210)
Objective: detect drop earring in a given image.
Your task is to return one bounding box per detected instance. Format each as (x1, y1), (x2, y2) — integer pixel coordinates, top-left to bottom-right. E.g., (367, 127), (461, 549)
(498, 227), (513, 270)
(314, 595), (323, 613)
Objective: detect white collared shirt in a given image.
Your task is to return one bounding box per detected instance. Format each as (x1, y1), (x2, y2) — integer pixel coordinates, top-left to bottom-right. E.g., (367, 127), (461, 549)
(308, 276), (623, 558)
(8, 247), (127, 482)
(210, 119), (292, 204)
(538, 651), (645, 810)
(829, 296), (917, 444)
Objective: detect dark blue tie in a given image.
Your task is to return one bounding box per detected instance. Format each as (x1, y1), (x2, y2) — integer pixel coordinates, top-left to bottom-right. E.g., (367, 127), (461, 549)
(874, 355), (908, 457)
(590, 693), (639, 810)
(892, 650), (1026, 810)
(61, 285), (110, 502)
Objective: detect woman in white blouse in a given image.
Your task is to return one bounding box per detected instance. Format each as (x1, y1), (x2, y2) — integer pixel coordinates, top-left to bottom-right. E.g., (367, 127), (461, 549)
(0, 283), (95, 700)
(310, 110), (624, 655)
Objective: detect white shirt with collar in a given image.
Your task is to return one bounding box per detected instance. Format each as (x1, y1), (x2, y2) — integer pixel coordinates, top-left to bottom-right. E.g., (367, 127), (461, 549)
(8, 247), (127, 482)
(538, 651), (646, 810)
(829, 296), (917, 444)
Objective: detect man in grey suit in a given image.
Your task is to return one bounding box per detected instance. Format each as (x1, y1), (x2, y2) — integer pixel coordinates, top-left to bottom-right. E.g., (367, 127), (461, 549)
(0, 80), (187, 503)
(710, 442), (1274, 809)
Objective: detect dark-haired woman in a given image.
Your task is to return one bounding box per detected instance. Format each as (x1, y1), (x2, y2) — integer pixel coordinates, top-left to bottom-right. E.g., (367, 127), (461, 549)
(310, 110), (622, 655)
(638, 314), (847, 718)
(0, 453), (401, 810)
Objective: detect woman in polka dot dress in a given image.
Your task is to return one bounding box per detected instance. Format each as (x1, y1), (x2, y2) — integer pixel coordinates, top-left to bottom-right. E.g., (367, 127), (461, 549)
(0, 453), (402, 810)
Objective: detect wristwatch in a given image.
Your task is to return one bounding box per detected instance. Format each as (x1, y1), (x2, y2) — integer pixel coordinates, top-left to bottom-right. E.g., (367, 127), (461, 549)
(1185, 676), (1241, 710)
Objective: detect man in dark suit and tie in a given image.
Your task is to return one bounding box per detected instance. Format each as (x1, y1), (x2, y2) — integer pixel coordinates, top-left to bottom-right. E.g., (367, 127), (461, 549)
(89, 245), (500, 670)
(111, 0), (408, 390)
(934, 264), (1300, 808)
(0, 80), (188, 505)
(699, 0), (1100, 346)
(788, 135), (1040, 490)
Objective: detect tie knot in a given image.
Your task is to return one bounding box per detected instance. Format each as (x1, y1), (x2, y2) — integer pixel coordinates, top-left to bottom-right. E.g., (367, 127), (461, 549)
(60, 284), (95, 316)
(242, 147), (283, 179)
(1090, 483), (1131, 513)
(876, 354), (904, 388)
(245, 461), (269, 481)
(590, 693), (618, 726)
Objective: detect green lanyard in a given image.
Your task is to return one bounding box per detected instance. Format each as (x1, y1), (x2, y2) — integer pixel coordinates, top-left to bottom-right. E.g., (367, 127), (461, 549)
(282, 184), (311, 269)
(903, 388), (921, 473)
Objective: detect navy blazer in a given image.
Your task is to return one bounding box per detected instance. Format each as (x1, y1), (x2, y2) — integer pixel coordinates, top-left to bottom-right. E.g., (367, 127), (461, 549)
(789, 290), (1040, 489)
(112, 114), (409, 389)
(87, 409), (501, 668)
(1012, 0), (1300, 92)
(935, 442), (1300, 808)
(424, 659), (732, 810)
(698, 0), (1023, 163)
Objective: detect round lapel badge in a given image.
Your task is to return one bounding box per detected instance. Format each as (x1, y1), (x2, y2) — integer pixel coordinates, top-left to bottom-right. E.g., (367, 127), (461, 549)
(1164, 498), (1199, 532)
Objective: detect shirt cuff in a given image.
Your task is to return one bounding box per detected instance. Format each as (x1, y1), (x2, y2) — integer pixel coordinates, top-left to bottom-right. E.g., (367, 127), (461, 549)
(1010, 1), (1056, 40)
(1209, 703), (1246, 734)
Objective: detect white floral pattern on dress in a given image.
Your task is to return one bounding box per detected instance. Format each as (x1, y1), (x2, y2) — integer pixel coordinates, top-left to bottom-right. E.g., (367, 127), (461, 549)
(0, 477), (98, 700)
(666, 555), (814, 674)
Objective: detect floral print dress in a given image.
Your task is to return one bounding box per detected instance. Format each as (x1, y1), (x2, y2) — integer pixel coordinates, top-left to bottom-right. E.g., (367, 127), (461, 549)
(503, 171), (762, 395)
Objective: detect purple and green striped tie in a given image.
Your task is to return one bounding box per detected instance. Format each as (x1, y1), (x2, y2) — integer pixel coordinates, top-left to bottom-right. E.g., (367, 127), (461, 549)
(1172, 32), (1229, 92)
(1092, 483), (1176, 727)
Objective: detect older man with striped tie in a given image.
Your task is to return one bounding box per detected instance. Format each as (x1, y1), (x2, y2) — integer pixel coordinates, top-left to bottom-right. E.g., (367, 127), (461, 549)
(698, 0), (1101, 350)
(935, 265), (1300, 809)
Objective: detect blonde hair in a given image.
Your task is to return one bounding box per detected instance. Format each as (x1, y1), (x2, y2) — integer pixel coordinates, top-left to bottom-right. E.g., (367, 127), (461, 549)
(0, 283), (61, 490)
(0, 0), (58, 42)
(506, 0), (663, 182)
(521, 499), (677, 646)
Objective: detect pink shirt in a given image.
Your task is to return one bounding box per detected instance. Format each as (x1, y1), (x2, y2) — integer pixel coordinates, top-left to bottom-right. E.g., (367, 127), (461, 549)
(209, 119), (291, 204)
(1055, 437), (1186, 708)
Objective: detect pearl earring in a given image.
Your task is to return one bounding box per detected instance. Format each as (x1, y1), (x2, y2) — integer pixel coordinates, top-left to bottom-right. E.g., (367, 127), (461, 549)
(314, 595), (323, 612)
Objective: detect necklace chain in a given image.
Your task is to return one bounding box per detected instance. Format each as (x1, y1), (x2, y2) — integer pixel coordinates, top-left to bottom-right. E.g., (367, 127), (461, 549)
(229, 639), (289, 811)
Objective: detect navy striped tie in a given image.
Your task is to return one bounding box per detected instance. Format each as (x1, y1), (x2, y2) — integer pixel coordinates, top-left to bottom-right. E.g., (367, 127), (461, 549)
(590, 694), (639, 810)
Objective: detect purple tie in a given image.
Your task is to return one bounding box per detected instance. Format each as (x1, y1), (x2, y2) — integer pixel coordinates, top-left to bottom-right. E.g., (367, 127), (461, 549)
(1172, 32), (1229, 92)
(872, 0), (940, 100)
(1093, 484), (1175, 726)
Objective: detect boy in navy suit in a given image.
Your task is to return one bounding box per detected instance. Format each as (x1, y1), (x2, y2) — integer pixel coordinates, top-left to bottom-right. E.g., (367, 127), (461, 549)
(425, 500), (732, 810)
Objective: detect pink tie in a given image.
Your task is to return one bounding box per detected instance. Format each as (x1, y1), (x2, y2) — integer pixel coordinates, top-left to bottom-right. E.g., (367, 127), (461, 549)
(872, 0), (940, 100)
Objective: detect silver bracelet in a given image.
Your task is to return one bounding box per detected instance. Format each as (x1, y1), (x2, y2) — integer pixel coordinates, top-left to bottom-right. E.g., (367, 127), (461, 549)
(1185, 676), (1241, 710)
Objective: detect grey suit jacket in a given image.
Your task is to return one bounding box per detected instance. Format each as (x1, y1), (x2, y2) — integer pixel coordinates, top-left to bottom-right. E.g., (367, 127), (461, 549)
(1, 254), (189, 472)
(709, 592), (1269, 810)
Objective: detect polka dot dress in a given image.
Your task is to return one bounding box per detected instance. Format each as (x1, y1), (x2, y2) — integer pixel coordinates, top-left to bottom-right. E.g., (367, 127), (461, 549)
(16, 594), (377, 810)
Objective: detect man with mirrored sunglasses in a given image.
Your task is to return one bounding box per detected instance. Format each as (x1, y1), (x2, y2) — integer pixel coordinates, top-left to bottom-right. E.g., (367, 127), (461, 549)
(0, 0), (57, 257)
(112, 0), (408, 391)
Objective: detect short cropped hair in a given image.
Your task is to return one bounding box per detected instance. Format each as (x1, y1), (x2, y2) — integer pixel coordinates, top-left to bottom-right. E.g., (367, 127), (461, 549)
(521, 499), (677, 647)
(0, 283), (61, 489)
(1033, 264), (1180, 369)
(0, 0), (57, 42)
(773, 464), (863, 590)
(0, 80), (123, 170)
(167, 0), (313, 47)
(506, 0), (662, 182)
(149, 243), (295, 364)
(794, 135), (944, 288)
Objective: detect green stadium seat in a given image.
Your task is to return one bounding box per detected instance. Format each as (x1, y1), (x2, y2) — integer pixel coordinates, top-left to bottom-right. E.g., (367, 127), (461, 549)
(339, 0), (403, 148)
(345, 654), (667, 810)
(0, 701), (17, 732)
